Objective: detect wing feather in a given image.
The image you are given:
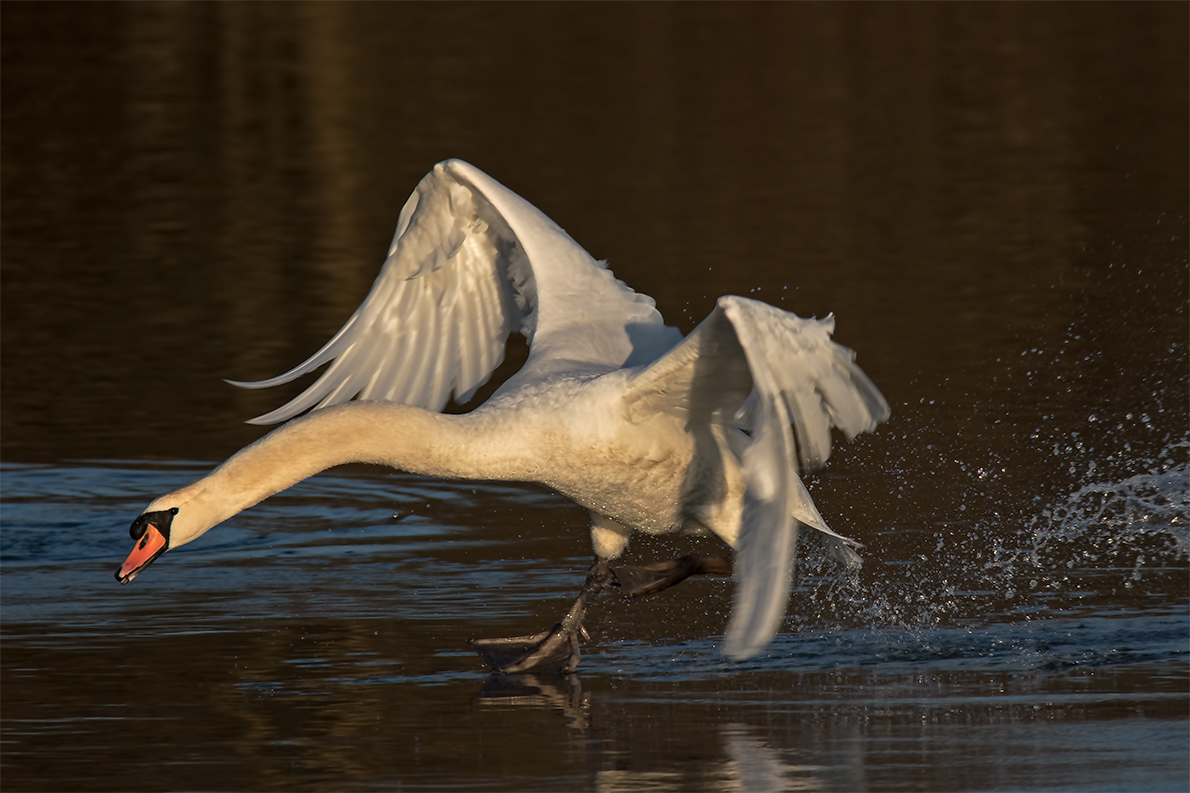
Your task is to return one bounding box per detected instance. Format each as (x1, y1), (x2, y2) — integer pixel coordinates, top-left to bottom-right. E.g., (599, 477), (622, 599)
(359, 328), (401, 404)
(454, 277), (485, 402)
(231, 160), (676, 424)
(622, 295), (889, 659)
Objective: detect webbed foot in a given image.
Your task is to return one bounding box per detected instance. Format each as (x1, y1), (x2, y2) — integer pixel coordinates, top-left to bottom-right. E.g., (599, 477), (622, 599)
(612, 554), (732, 597)
(471, 624), (588, 674)
(471, 558), (611, 674)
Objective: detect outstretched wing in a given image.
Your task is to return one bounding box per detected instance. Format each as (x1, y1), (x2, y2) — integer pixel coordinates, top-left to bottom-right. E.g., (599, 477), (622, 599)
(623, 295), (889, 659)
(231, 159), (679, 424)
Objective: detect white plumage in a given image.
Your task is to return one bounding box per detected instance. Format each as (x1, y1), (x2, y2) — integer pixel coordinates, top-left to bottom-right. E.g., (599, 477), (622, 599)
(118, 159), (889, 669)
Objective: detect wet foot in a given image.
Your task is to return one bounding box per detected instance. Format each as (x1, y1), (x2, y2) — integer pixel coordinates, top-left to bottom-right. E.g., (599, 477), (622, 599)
(612, 554), (732, 597)
(471, 558), (612, 674)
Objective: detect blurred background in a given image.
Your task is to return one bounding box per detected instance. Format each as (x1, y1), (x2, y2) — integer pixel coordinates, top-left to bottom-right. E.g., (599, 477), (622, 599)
(2, 4), (1186, 792)
(5, 2), (1184, 465)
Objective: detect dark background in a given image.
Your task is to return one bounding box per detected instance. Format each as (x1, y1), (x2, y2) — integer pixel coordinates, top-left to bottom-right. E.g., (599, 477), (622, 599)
(5, 3), (1185, 467)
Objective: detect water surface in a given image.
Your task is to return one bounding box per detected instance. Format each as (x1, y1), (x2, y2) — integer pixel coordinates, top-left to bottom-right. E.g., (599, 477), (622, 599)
(2, 4), (1187, 791)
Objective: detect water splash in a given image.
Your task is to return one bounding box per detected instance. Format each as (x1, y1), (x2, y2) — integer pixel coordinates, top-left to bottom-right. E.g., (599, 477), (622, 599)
(791, 440), (1189, 631)
(1028, 442), (1189, 571)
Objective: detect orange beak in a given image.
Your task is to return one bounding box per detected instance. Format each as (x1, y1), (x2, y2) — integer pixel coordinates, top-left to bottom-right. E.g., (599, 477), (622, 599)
(116, 520), (169, 584)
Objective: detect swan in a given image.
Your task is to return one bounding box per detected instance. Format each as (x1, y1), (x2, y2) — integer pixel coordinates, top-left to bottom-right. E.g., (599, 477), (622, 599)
(116, 159), (889, 673)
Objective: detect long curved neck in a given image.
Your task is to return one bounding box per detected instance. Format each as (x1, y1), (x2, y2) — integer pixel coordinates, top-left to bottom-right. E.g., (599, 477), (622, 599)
(160, 402), (517, 547)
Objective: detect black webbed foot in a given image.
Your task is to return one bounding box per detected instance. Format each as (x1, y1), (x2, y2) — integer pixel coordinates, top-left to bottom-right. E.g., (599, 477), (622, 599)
(471, 558), (611, 674)
(612, 554), (733, 597)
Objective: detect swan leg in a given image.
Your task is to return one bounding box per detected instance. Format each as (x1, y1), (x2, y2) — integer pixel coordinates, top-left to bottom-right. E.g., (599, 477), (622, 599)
(611, 554), (733, 597)
(471, 558), (612, 674)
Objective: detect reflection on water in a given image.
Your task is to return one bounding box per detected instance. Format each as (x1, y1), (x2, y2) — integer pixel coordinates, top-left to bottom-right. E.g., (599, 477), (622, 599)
(2, 2), (1187, 792)
(477, 674), (591, 732)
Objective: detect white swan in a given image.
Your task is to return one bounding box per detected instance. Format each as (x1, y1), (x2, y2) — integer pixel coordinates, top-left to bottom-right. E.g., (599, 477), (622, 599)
(117, 159), (889, 672)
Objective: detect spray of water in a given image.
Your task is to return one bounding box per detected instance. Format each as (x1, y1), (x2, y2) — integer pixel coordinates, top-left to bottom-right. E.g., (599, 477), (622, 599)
(790, 439), (1188, 631)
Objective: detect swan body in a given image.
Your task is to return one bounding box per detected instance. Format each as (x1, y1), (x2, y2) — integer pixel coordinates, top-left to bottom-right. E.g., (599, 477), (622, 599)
(118, 159), (889, 664)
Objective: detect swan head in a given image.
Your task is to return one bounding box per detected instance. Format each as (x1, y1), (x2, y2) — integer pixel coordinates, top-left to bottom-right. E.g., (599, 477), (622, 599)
(115, 488), (220, 584)
(115, 507), (178, 584)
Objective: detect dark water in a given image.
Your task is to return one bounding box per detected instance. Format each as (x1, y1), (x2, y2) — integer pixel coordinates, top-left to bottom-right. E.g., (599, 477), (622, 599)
(2, 4), (1187, 792)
